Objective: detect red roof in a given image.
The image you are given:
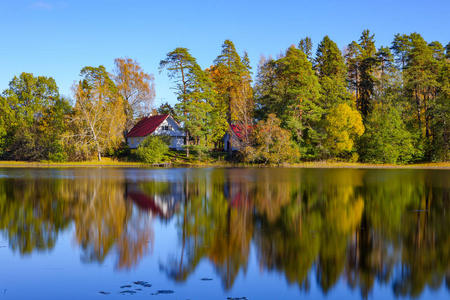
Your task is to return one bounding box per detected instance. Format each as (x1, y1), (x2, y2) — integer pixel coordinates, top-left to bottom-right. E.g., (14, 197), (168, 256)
(230, 124), (253, 139)
(126, 114), (169, 138)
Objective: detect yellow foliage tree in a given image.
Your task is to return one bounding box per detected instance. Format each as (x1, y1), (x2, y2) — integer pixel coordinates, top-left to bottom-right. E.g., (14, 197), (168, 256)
(113, 58), (155, 131)
(70, 66), (125, 161)
(324, 103), (364, 159)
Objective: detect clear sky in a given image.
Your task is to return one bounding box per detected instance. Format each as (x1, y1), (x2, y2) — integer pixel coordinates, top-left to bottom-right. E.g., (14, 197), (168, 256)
(1, 0), (449, 107)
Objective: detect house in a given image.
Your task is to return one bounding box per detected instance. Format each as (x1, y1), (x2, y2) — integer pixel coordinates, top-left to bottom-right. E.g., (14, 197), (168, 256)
(126, 114), (186, 150)
(223, 124), (253, 152)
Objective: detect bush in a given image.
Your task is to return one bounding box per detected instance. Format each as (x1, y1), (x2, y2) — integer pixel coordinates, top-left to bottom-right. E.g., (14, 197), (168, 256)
(136, 135), (169, 164)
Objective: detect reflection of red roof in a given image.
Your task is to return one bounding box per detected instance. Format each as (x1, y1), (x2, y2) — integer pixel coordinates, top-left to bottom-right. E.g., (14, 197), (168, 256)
(126, 115), (169, 138)
(127, 192), (166, 217)
(230, 124), (253, 139)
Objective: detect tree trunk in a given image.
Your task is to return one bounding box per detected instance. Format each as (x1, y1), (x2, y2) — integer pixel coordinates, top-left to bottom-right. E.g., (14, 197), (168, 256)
(185, 130), (190, 158)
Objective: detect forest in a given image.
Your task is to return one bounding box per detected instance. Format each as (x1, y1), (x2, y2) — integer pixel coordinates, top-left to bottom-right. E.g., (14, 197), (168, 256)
(0, 30), (449, 164)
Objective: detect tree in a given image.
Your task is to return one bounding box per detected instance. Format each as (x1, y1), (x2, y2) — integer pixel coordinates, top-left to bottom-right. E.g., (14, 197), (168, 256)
(159, 48), (198, 158)
(212, 40), (253, 156)
(298, 37), (313, 62)
(70, 66), (125, 161)
(136, 135), (169, 164)
(315, 36), (352, 109)
(324, 104), (364, 159)
(255, 45), (323, 158)
(0, 72), (70, 161)
(160, 48), (217, 158)
(113, 58), (155, 131)
(402, 33), (439, 149)
(360, 104), (416, 164)
(157, 102), (177, 120)
(249, 114), (299, 164)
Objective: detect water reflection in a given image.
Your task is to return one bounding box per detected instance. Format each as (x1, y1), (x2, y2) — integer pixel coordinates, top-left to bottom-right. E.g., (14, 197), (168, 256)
(0, 168), (449, 298)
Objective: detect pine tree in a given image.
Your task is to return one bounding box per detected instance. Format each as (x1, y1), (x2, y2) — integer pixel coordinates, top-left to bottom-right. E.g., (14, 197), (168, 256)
(315, 35), (351, 109)
(212, 40), (253, 156)
(160, 48), (216, 158)
(298, 37), (313, 62)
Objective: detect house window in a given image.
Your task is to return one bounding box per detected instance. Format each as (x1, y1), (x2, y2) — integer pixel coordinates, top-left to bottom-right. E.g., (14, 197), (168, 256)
(162, 125), (172, 131)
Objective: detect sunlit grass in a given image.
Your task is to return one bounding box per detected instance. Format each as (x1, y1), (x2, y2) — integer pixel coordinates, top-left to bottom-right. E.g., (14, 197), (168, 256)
(0, 154), (449, 169)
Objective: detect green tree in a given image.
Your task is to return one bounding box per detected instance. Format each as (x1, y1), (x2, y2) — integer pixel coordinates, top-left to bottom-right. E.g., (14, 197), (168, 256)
(136, 135), (169, 164)
(315, 35), (352, 109)
(160, 47), (217, 159)
(157, 102), (177, 120)
(0, 73), (70, 161)
(360, 104), (416, 164)
(255, 46), (323, 158)
(298, 37), (313, 61)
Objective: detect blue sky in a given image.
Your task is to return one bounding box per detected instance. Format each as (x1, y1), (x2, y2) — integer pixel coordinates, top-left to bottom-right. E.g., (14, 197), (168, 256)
(1, 0), (449, 107)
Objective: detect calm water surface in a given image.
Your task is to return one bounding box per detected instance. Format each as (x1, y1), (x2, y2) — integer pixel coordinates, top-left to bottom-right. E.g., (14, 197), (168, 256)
(0, 167), (449, 299)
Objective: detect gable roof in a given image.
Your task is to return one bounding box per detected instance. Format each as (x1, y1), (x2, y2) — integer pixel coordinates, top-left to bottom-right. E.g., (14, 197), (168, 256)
(126, 114), (169, 138)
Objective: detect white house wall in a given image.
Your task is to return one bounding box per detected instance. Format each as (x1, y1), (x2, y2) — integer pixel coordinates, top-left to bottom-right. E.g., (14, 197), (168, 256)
(127, 116), (186, 150)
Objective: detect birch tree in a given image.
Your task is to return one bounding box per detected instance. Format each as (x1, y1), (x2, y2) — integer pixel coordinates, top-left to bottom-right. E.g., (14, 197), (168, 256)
(71, 66), (125, 161)
(113, 58), (155, 131)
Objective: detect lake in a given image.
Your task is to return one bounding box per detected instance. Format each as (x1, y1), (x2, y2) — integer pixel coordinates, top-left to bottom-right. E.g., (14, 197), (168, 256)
(0, 167), (449, 299)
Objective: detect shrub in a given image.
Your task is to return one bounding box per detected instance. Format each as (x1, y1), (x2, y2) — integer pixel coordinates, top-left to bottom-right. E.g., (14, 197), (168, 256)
(136, 135), (169, 164)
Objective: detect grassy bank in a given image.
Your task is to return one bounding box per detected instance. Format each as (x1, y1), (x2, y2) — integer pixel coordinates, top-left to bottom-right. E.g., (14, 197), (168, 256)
(0, 157), (449, 169)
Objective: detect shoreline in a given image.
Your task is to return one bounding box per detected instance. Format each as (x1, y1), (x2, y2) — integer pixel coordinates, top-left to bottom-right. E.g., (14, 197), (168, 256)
(0, 161), (449, 169)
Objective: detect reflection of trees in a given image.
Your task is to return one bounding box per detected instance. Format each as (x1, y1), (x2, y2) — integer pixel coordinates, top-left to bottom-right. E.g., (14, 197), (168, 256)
(162, 168), (450, 298)
(0, 173), (155, 270)
(0, 178), (71, 254)
(391, 173), (450, 297)
(71, 177), (153, 270)
(1, 168), (449, 298)
(162, 170), (253, 290)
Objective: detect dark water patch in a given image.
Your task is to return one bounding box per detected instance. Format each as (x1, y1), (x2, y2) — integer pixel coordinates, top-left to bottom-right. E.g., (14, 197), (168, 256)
(201, 278), (213, 281)
(121, 285), (132, 289)
(227, 297), (247, 300)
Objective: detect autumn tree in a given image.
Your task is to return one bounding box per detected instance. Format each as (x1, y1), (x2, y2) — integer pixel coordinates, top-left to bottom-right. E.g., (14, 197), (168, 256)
(212, 40), (253, 156)
(324, 104), (364, 160)
(247, 114), (299, 165)
(113, 57), (155, 131)
(70, 66), (125, 161)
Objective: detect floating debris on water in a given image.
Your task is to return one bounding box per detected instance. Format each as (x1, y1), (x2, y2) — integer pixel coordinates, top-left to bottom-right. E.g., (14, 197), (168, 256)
(227, 297), (247, 300)
(120, 290), (137, 295)
(120, 285), (132, 289)
(134, 281), (152, 288)
(152, 290), (175, 295)
(201, 278), (213, 281)
(98, 291), (110, 295)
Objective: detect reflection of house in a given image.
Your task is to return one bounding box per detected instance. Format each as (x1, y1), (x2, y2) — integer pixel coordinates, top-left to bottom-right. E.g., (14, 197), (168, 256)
(223, 124), (253, 152)
(126, 114), (186, 150)
(125, 182), (184, 220)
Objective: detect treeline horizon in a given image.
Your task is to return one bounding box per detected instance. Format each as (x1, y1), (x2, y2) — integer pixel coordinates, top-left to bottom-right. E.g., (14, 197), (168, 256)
(0, 29), (449, 164)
